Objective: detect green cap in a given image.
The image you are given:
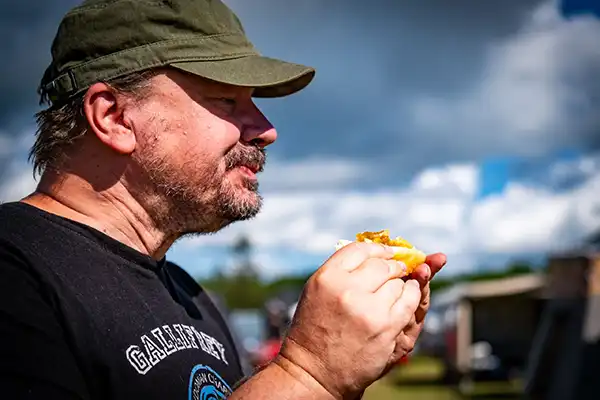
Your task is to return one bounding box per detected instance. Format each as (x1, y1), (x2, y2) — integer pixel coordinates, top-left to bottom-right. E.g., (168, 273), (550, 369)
(40, 0), (316, 105)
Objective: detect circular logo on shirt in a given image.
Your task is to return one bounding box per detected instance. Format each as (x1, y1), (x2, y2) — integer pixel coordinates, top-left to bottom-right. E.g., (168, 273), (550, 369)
(188, 364), (232, 400)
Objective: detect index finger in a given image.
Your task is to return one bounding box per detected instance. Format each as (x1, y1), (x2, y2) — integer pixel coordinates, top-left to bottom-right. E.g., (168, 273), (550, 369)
(324, 241), (396, 273)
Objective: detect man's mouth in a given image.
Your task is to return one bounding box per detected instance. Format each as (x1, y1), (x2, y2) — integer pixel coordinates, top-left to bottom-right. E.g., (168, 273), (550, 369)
(237, 165), (260, 181)
(225, 145), (266, 175)
(241, 163), (261, 174)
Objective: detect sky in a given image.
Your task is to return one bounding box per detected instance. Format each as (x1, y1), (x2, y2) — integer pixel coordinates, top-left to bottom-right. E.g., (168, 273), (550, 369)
(0, 0), (599, 281)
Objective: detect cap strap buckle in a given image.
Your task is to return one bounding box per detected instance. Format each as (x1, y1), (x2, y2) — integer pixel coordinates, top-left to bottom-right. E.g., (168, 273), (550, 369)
(43, 70), (78, 103)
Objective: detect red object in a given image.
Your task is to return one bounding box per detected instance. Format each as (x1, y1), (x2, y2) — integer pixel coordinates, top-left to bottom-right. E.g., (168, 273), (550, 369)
(398, 354), (410, 364)
(254, 338), (282, 367)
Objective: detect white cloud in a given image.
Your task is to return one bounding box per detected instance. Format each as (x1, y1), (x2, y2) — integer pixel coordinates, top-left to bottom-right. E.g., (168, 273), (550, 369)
(548, 152), (600, 187)
(0, 134), (12, 158)
(469, 184), (572, 253)
(0, 130), (37, 203)
(410, 0), (600, 158)
(0, 164), (37, 202)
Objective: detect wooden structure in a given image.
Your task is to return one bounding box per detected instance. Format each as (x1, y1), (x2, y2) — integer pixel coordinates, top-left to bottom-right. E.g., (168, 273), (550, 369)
(430, 273), (546, 382)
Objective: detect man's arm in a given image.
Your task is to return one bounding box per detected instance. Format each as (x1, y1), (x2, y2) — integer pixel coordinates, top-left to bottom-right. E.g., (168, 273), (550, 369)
(230, 356), (338, 400)
(0, 242), (90, 399)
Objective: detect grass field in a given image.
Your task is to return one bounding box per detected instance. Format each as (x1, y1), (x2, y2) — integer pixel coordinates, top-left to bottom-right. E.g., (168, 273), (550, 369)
(365, 379), (461, 400)
(362, 357), (522, 400)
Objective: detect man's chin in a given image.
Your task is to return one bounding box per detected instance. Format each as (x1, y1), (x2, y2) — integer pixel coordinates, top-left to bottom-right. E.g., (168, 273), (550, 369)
(221, 189), (263, 220)
(181, 199), (261, 235)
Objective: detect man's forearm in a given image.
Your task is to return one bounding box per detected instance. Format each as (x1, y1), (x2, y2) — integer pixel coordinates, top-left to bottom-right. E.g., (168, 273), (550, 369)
(230, 357), (336, 400)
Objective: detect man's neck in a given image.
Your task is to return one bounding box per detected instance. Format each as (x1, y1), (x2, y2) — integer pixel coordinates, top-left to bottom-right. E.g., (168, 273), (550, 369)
(22, 171), (175, 260)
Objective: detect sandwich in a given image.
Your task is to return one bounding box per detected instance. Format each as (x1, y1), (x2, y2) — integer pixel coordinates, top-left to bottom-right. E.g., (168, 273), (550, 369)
(335, 229), (426, 275)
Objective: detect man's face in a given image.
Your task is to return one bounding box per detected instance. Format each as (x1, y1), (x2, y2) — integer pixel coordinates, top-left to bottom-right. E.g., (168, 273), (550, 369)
(124, 69), (277, 235)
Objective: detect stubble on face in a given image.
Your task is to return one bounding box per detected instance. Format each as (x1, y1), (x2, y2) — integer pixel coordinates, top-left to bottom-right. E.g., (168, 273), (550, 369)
(128, 117), (267, 238)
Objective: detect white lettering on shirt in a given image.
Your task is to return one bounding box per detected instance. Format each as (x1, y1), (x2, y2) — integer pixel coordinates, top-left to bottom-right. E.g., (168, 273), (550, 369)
(125, 324), (229, 375)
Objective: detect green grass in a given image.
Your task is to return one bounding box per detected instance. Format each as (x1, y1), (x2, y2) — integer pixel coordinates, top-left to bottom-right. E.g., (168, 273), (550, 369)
(392, 356), (446, 383)
(362, 357), (522, 400)
(364, 378), (460, 399)
(364, 378), (522, 400)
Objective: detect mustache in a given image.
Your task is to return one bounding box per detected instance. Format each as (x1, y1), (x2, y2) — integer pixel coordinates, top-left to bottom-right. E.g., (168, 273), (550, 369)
(225, 144), (266, 172)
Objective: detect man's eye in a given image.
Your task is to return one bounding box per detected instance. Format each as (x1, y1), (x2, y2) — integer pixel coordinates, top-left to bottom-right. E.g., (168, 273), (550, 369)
(219, 98), (237, 106)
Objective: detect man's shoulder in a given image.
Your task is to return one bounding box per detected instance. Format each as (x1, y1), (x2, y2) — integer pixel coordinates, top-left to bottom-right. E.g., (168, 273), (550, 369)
(0, 204), (44, 284)
(0, 202), (109, 275)
(0, 202), (41, 245)
(0, 201), (49, 235)
(0, 201), (28, 222)
(0, 202), (68, 251)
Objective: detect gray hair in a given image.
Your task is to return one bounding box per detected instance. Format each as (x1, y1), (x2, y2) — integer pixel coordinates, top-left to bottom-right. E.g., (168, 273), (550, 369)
(30, 70), (158, 177)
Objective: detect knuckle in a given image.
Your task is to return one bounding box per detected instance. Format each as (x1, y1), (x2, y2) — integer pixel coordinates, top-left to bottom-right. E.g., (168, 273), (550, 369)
(365, 314), (388, 334)
(339, 289), (356, 309)
(309, 271), (325, 289)
(395, 338), (415, 357)
(311, 270), (338, 294)
(363, 316), (382, 335)
(392, 278), (405, 292)
(407, 283), (421, 300)
(314, 267), (334, 285)
(350, 241), (370, 254)
(355, 241), (386, 256)
(409, 314), (417, 327)
(399, 301), (415, 317)
(363, 258), (389, 275)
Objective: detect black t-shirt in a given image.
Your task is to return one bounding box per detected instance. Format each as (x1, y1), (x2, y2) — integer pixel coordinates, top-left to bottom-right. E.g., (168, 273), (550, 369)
(0, 202), (245, 399)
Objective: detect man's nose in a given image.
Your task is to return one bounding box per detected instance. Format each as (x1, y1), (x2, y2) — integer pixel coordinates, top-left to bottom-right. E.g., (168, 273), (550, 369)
(239, 103), (278, 148)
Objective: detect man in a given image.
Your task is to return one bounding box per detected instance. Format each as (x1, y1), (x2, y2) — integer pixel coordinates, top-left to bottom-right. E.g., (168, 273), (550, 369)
(0, 0), (446, 399)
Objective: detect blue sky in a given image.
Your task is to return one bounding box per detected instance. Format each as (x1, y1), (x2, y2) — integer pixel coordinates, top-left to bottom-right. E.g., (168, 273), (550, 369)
(478, 158), (515, 199)
(1, 0), (599, 281)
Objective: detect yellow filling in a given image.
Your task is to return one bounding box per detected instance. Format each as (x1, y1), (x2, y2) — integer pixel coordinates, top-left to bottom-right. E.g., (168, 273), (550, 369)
(355, 229), (426, 275)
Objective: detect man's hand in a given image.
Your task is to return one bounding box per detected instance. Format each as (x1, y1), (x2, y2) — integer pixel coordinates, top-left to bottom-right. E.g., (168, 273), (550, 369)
(274, 242), (447, 399)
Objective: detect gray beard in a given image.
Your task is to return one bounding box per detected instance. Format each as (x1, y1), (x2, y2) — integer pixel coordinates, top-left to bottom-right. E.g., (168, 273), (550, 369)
(129, 151), (263, 238)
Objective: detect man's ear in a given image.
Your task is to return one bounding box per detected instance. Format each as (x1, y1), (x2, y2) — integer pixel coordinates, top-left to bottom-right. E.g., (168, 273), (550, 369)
(83, 83), (136, 155)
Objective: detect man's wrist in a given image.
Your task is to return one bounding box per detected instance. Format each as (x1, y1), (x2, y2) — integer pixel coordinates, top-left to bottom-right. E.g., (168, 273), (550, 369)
(272, 354), (339, 400)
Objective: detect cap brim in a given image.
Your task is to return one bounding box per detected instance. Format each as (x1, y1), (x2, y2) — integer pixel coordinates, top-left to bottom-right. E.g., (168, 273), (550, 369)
(169, 55), (315, 98)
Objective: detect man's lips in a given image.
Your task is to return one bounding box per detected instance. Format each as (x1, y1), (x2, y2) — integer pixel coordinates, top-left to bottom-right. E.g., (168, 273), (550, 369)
(238, 163), (261, 174)
(237, 164), (261, 178)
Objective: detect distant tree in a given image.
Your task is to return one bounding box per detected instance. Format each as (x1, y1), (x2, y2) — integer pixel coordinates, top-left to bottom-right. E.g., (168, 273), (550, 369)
(506, 262), (534, 274)
(231, 234), (258, 279)
(199, 234), (266, 309)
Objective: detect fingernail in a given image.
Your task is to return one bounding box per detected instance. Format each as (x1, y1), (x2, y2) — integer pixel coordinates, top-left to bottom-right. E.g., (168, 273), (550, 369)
(397, 261), (407, 274)
(388, 261), (396, 276)
(409, 279), (420, 289)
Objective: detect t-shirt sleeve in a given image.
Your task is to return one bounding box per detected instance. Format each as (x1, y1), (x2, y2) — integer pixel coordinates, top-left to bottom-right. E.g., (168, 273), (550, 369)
(0, 242), (90, 399)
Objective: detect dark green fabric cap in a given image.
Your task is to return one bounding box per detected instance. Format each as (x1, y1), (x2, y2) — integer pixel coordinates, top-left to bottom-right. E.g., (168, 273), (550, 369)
(40, 0), (315, 104)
